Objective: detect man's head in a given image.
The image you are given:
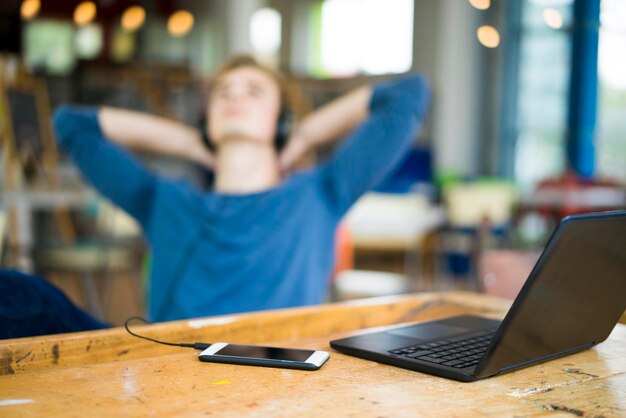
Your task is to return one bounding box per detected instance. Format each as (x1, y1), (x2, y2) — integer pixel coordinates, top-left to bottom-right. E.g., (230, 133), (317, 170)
(206, 56), (291, 152)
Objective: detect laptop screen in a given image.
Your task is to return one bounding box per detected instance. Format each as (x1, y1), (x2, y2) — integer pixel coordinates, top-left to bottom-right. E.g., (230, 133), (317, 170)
(479, 211), (626, 377)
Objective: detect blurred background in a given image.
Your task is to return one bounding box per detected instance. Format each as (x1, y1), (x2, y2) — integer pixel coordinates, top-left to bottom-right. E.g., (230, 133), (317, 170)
(1, 0), (625, 324)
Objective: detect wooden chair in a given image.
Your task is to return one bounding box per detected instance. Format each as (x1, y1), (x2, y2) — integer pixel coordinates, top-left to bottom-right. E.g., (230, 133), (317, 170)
(439, 180), (518, 287)
(2, 69), (144, 323)
(34, 201), (145, 323)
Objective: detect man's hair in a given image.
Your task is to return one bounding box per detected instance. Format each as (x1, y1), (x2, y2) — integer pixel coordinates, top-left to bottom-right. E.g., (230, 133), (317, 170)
(208, 55), (299, 114)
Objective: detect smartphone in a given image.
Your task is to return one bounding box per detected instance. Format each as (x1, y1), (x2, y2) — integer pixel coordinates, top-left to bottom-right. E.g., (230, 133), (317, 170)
(199, 342), (330, 371)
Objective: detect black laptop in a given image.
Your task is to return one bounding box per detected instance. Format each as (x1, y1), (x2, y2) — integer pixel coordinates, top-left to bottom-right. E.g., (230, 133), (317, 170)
(330, 211), (626, 382)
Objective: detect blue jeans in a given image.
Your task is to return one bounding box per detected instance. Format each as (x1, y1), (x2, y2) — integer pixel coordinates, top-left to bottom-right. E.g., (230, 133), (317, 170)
(0, 269), (110, 339)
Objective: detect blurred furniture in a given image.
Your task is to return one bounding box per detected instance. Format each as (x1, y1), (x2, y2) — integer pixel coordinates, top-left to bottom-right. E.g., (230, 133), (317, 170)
(332, 223), (354, 277)
(444, 181), (517, 229)
(437, 180), (518, 288)
(344, 192), (445, 251)
(2, 292), (626, 416)
(514, 172), (626, 251)
(333, 269), (411, 301)
(3, 186), (95, 272)
(478, 249), (541, 299)
(335, 192), (445, 298)
(1, 72), (71, 271)
(34, 201), (144, 322)
(4, 186), (145, 322)
(520, 171), (626, 223)
(1, 75), (58, 190)
(2, 73), (145, 322)
(332, 222), (412, 301)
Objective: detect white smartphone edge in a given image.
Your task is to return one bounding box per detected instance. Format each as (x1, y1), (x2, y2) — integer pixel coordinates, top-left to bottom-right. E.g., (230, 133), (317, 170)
(306, 350), (330, 367)
(200, 342), (228, 356)
(199, 343), (330, 367)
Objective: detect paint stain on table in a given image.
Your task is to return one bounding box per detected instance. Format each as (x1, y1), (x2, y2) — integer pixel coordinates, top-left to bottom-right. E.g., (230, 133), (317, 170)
(211, 380), (231, 385)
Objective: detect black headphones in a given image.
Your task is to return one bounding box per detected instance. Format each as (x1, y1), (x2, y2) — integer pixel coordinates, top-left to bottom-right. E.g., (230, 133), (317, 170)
(199, 108), (292, 153)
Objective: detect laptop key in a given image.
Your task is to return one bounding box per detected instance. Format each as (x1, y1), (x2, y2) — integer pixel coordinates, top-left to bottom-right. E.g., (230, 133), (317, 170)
(442, 360), (464, 367)
(387, 328), (495, 368)
(417, 356), (447, 364)
(405, 350), (434, 358)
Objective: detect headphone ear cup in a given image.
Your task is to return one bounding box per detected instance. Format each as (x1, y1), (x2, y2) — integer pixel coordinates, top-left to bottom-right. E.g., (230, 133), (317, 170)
(275, 109), (292, 152)
(198, 115), (215, 152)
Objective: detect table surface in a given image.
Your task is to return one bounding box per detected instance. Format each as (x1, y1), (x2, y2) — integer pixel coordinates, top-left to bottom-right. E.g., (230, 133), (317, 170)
(1, 292), (625, 417)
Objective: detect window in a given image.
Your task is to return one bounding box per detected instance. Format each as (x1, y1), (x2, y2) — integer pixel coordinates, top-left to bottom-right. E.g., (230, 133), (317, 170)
(513, 0), (573, 192)
(316, 0), (413, 77)
(249, 7), (282, 67)
(75, 24), (103, 59)
(24, 20), (75, 75)
(597, 0), (626, 181)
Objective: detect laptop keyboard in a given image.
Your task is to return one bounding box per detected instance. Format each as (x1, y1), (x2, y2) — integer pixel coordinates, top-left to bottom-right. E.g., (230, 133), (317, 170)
(388, 329), (497, 369)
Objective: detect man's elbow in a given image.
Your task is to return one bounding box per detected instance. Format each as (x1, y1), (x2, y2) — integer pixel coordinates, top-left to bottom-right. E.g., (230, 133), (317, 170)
(405, 75), (431, 120)
(52, 105), (77, 145)
(52, 105), (98, 148)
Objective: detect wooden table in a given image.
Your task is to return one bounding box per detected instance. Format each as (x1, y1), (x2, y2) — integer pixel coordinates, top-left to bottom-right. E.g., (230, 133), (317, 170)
(1, 292), (625, 417)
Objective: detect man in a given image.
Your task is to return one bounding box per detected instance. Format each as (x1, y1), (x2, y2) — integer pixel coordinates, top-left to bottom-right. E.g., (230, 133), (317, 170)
(53, 55), (430, 322)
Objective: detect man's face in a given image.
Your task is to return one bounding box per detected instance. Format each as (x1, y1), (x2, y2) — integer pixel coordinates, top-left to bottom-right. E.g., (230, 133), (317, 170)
(208, 66), (281, 148)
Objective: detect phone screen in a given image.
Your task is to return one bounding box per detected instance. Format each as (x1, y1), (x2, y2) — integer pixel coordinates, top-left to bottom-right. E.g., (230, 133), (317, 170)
(215, 344), (315, 362)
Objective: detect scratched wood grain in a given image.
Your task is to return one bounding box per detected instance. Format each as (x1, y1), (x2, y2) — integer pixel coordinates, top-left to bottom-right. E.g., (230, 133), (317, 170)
(0, 326), (624, 417)
(0, 292), (510, 375)
(0, 293), (624, 417)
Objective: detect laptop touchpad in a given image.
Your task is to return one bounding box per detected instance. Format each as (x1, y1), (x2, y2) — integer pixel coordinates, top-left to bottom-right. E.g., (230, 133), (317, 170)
(388, 323), (469, 341)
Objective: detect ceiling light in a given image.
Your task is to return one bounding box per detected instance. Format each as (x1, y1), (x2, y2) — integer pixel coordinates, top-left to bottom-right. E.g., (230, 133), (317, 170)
(121, 6), (146, 32)
(74, 1), (97, 27)
(543, 8), (564, 29)
(21, 0), (40, 20)
(477, 25), (500, 48)
(469, 0), (491, 10)
(167, 10), (194, 37)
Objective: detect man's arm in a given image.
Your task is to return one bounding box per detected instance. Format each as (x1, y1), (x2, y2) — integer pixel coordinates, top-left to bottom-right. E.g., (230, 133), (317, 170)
(312, 75), (431, 215)
(279, 86), (372, 171)
(53, 106), (162, 227)
(99, 107), (214, 169)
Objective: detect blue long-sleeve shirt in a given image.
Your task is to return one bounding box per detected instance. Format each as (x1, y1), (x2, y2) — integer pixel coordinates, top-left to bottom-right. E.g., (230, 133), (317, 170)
(53, 75), (430, 322)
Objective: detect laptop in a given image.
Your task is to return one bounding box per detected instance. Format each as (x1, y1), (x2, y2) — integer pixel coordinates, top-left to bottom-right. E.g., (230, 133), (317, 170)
(330, 211), (626, 382)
